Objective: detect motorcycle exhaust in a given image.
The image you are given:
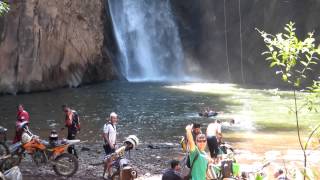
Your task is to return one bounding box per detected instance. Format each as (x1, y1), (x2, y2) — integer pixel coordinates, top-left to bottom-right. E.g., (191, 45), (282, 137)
(131, 170), (137, 178)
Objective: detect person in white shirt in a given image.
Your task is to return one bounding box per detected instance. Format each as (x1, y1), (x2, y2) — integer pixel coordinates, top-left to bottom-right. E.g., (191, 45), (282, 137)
(102, 112), (118, 179)
(206, 119), (222, 163)
(103, 112), (118, 155)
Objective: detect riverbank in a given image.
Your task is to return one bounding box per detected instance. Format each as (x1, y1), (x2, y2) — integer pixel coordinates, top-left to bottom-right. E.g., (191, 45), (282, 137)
(18, 141), (320, 179)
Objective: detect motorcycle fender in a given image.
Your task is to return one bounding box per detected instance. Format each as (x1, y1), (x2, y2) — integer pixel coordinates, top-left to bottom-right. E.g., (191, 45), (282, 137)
(52, 145), (67, 156)
(23, 139), (46, 153)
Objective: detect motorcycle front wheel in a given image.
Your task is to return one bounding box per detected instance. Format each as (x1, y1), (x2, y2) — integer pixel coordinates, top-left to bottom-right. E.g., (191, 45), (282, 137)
(52, 153), (78, 177)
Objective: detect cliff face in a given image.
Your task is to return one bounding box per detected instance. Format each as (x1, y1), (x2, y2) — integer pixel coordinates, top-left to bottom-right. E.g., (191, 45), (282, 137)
(0, 0), (117, 94)
(170, 0), (320, 85)
(1, 0), (320, 94)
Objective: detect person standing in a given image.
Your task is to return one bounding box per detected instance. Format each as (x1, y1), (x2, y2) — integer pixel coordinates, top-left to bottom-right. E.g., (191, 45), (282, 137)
(62, 104), (80, 158)
(13, 104), (30, 143)
(162, 159), (183, 180)
(103, 112), (118, 155)
(185, 124), (209, 180)
(191, 123), (202, 142)
(102, 112), (118, 179)
(206, 119), (222, 163)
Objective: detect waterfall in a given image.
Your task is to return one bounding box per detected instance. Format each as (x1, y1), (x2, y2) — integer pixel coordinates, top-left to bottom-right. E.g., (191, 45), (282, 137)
(108, 0), (186, 82)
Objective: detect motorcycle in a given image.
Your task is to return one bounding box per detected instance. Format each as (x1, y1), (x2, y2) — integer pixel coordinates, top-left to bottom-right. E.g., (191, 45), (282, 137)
(4, 121), (80, 177)
(91, 135), (139, 180)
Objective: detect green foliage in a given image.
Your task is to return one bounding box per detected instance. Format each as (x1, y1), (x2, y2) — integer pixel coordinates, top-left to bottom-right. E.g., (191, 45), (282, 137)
(306, 81), (320, 112)
(0, 1), (10, 16)
(256, 22), (320, 87)
(257, 22), (320, 180)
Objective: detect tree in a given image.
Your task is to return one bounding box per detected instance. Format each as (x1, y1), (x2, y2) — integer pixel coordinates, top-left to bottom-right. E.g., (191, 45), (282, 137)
(0, 1), (9, 16)
(256, 22), (320, 180)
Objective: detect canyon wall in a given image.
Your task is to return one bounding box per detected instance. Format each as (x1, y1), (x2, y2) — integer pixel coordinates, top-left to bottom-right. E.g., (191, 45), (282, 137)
(0, 0), (118, 94)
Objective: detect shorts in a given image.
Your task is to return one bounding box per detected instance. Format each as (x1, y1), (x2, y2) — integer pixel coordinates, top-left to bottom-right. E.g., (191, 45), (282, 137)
(103, 144), (115, 155)
(207, 136), (219, 158)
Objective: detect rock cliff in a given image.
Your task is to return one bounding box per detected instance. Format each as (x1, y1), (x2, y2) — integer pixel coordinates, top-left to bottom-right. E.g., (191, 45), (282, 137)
(1, 0), (320, 94)
(170, 0), (320, 85)
(0, 0), (117, 94)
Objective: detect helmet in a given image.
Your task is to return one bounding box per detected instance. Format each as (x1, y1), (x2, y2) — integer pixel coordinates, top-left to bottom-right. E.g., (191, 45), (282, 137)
(124, 135), (139, 149)
(49, 130), (58, 141)
(21, 132), (32, 144)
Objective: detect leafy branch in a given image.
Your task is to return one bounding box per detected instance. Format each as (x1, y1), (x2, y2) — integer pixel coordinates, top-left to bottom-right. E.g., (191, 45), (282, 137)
(256, 22), (320, 180)
(0, 1), (10, 16)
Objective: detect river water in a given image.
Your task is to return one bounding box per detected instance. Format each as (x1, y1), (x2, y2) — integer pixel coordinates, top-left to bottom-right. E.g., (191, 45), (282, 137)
(1, 82), (319, 178)
(1, 82), (318, 147)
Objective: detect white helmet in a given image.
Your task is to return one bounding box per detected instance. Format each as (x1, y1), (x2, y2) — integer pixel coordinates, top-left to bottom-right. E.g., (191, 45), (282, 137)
(21, 132), (32, 144)
(124, 135), (139, 149)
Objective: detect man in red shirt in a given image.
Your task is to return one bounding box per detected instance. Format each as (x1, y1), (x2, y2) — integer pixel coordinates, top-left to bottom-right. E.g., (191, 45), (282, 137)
(13, 104), (30, 143)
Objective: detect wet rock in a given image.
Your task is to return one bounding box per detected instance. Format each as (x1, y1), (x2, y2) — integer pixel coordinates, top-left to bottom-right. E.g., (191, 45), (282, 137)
(81, 147), (90, 151)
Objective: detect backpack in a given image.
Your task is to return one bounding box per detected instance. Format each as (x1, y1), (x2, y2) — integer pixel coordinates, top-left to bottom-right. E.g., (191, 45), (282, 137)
(72, 110), (80, 131)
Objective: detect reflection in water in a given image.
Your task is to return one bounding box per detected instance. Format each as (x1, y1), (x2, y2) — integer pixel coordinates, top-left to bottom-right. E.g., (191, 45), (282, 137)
(0, 82), (318, 154)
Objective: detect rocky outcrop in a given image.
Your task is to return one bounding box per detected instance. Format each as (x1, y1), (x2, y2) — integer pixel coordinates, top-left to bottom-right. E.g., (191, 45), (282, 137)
(170, 0), (320, 85)
(0, 0), (117, 94)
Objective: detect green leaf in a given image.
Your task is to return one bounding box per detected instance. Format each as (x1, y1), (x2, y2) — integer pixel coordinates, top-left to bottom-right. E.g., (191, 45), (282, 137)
(300, 61), (308, 66)
(270, 61), (278, 67)
(282, 74), (288, 81)
(284, 27), (290, 33)
(294, 78), (301, 86)
(266, 57), (274, 61)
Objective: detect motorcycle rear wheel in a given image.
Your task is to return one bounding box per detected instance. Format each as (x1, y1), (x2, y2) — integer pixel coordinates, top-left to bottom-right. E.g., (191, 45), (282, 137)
(53, 153), (78, 177)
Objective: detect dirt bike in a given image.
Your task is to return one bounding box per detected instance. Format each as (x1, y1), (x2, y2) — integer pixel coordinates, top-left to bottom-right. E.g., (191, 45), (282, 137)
(2, 122), (80, 177)
(91, 135), (139, 180)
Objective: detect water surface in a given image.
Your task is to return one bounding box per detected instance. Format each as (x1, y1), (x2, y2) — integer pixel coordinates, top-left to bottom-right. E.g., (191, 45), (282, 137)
(0, 82), (318, 155)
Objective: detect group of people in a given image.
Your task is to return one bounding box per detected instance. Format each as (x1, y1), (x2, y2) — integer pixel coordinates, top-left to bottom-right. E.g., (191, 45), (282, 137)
(13, 104), (121, 179)
(198, 108), (219, 118)
(13, 104), (81, 158)
(13, 104), (225, 180)
(162, 120), (222, 180)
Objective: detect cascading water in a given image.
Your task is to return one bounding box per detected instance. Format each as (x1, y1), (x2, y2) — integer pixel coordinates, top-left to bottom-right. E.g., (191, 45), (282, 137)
(108, 0), (186, 81)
